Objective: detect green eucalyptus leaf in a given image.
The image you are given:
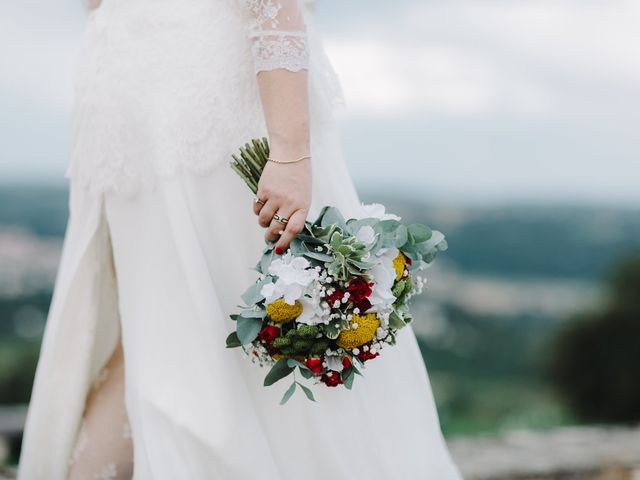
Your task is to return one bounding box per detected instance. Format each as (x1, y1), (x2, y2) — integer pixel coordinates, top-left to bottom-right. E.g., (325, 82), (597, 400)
(264, 358), (295, 386)
(388, 310), (407, 330)
(394, 224), (408, 247)
(407, 223), (432, 243)
(376, 219), (401, 233)
(342, 368), (355, 390)
(240, 308), (267, 319)
(286, 358), (309, 370)
(280, 381), (297, 405)
(320, 206), (347, 229)
(297, 381), (316, 402)
(225, 331), (242, 348)
(303, 251), (334, 262)
(241, 280), (266, 305)
(236, 316), (263, 344)
(296, 233), (325, 245)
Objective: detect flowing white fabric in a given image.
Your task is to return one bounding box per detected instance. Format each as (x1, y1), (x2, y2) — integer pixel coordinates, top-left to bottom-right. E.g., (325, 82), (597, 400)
(18, 0), (464, 478)
(67, 0), (344, 196)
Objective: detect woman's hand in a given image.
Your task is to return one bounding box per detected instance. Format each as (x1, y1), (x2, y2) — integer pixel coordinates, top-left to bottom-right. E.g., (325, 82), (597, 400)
(253, 148), (311, 254)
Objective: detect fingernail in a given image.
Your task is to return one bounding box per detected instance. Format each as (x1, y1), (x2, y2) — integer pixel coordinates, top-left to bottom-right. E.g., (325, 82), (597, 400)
(275, 246), (283, 255)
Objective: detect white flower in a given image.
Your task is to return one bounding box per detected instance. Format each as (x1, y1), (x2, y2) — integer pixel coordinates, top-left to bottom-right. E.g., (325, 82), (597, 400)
(356, 203), (401, 221)
(260, 252), (318, 304)
(296, 294), (327, 326)
(325, 353), (344, 372)
(355, 225), (376, 245)
(367, 247), (398, 313)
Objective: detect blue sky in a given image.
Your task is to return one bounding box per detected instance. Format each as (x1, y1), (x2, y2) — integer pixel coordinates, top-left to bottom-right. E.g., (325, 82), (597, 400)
(1, 0), (639, 206)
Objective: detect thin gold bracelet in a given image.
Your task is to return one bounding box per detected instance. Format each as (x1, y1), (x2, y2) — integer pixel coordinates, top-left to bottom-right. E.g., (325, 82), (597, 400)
(266, 155), (311, 164)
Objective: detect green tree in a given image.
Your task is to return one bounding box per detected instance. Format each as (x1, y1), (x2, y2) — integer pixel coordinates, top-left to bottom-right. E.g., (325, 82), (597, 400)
(546, 252), (640, 423)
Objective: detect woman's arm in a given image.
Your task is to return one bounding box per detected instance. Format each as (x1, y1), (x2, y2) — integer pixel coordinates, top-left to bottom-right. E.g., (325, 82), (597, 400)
(85, 0), (101, 10)
(244, 0), (312, 253)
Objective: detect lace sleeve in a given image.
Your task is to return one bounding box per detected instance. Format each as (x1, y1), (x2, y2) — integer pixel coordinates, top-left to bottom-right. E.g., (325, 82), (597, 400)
(243, 0), (310, 74)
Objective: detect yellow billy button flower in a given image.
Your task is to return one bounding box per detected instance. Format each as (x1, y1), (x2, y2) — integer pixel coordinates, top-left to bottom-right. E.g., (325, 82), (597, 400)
(266, 299), (303, 323)
(336, 313), (381, 349)
(393, 252), (407, 281)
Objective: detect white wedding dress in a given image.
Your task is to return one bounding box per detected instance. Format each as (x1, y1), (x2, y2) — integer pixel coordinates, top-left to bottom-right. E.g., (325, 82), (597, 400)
(17, 0), (463, 478)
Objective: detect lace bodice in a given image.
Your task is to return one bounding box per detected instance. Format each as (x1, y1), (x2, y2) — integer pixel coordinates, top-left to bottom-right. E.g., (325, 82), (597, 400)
(244, 0), (310, 73)
(68, 0), (344, 196)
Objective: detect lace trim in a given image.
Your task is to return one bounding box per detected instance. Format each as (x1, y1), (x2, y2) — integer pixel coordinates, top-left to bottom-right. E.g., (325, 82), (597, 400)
(245, 0), (285, 30)
(251, 34), (309, 73)
(244, 0), (310, 73)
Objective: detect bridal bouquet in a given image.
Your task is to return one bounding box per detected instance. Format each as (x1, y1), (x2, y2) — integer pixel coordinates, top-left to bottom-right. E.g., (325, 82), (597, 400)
(226, 138), (447, 404)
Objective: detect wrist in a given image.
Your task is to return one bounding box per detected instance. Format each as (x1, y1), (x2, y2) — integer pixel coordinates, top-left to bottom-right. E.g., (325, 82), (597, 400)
(268, 142), (310, 162)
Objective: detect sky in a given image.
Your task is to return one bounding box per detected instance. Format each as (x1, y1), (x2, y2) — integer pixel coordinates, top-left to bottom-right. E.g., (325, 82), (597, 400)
(1, 0), (639, 206)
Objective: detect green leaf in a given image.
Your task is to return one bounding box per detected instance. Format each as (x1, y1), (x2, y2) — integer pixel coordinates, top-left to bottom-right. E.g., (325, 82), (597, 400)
(296, 381), (316, 402)
(286, 358), (309, 370)
(388, 310), (407, 329)
(303, 251), (334, 262)
(407, 223), (432, 243)
(259, 252), (273, 275)
(236, 316), (263, 344)
(351, 364), (363, 376)
(376, 219), (401, 233)
(299, 367), (313, 379)
(264, 358), (295, 386)
(280, 381), (297, 405)
(296, 233), (325, 245)
(225, 331), (242, 348)
(241, 281), (265, 305)
(342, 368), (355, 389)
(394, 224), (408, 247)
(239, 308), (267, 319)
(229, 314), (240, 321)
(320, 206), (347, 229)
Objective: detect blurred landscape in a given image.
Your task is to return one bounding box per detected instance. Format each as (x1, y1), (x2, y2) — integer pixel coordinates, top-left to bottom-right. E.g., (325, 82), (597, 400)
(2, 0), (640, 477)
(1, 184), (638, 442)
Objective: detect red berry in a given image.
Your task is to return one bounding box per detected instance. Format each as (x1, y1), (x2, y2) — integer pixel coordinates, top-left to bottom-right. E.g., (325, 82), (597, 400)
(274, 246), (283, 255)
(342, 356), (352, 369)
(305, 357), (323, 374)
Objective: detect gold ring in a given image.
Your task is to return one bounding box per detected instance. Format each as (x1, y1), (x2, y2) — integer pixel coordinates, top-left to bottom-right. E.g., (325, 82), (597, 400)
(273, 213), (289, 225)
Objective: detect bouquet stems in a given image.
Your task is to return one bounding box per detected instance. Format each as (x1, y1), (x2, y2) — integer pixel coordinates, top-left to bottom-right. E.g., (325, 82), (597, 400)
(230, 137), (270, 195)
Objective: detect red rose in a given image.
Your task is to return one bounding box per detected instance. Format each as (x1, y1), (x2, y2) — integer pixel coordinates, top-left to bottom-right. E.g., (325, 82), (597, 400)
(326, 289), (345, 307)
(347, 277), (373, 301)
(352, 297), (372, 313)
(405, 256), (412, 266)
(357, 349), (380, 362)
(321, 371), (344, 387)
(305, 357), (323, 374)
(342, 356), (352, 370)
(258, 325), (280, 344)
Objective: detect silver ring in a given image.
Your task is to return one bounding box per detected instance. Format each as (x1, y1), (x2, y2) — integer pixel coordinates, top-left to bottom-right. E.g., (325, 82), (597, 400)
(272, 213), (289, 225)
(254, 197), (266, 206)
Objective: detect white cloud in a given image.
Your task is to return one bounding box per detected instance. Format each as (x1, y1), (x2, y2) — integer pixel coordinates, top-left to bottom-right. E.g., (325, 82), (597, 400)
(323, 0), (640, 120)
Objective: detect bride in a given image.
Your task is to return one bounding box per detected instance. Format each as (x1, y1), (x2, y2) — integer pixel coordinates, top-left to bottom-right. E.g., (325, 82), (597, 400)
(17, 0), (463, 478)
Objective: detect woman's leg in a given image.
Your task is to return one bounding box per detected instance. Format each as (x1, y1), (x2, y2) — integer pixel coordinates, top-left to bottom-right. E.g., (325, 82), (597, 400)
(67, 336), (134, 480)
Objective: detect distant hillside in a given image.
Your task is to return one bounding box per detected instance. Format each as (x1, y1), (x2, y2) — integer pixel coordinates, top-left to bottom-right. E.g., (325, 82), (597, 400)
(361, 191), (640, 282)
(0, 185), (68, 238)
(2, 185), (640, 281)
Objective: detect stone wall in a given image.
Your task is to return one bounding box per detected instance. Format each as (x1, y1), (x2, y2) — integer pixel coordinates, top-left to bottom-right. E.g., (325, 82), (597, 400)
(2, 413), (640, 480)
(448, 425), (640, 480)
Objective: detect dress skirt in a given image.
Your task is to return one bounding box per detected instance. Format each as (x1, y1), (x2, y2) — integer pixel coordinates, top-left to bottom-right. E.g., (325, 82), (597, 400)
(17, 0), (464, 478)
(18, 124), (463, 479)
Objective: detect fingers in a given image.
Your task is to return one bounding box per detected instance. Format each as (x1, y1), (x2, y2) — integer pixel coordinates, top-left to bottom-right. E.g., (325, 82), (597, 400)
(265, 203), (295, 243)
(253, 196), (266, 216)
(257, 197), (279, 228)
(274, 209), (307, 252)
